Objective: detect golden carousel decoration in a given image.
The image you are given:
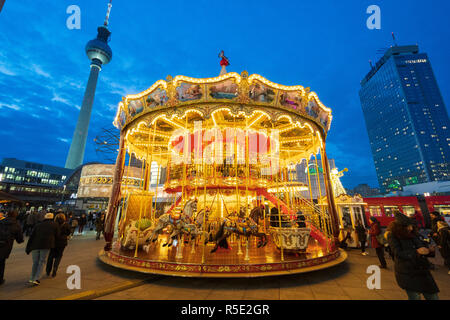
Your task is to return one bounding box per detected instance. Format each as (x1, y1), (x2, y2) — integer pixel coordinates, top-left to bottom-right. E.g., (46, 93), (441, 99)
(99, 54), (347, 277)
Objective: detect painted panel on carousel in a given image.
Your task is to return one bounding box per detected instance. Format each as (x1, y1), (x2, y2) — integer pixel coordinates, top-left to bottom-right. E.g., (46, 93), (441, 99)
(249, 81), (275, 103)
(146, 88), (168, 108)
(128, 99), (144, 118)
(176, 82), (203, 102)
(118, 109), (126, 129)
(318, 109), (329, 127)
(279, 91), (304, 110)
(209, 79), (238, 100)
(306, 99), (320, 118)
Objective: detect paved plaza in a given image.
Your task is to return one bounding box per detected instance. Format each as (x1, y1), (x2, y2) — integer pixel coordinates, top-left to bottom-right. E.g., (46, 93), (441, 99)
(0, 230), (449, 300)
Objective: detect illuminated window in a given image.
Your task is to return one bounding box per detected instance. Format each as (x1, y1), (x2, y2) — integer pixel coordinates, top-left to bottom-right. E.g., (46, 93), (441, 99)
(384, 206), (399, 217)
(369, 206), (382, 217)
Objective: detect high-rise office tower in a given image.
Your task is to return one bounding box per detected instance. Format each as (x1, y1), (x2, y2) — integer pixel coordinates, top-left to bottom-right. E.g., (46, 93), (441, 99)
(65, 1), (113, 169)
(359, 45), (450, 193)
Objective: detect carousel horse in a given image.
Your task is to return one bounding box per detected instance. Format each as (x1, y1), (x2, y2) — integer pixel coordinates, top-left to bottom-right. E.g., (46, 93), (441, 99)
(166, 206), (210, 247)
(121, 220), (154, 249)
(148, 198), (198, 246)
(208, 205), (267, 253)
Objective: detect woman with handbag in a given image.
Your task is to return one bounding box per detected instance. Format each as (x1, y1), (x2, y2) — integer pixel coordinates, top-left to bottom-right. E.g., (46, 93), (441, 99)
(369, 217), (387, 268)
(387, 211), (439, 300)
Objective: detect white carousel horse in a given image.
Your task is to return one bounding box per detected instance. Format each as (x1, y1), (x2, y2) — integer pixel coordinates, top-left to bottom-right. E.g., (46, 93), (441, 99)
(121, 220), (154, 250)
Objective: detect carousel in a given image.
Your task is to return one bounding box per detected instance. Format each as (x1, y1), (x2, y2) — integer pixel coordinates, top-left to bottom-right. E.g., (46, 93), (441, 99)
(99, 56), (347, 277)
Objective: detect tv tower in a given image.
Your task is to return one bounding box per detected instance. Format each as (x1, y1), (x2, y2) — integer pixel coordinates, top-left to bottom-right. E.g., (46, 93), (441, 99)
(65, 1), (113, 169)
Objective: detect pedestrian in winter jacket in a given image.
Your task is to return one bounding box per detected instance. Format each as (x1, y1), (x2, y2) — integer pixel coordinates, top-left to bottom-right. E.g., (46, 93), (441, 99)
(26, 213), (59, 285)
(355, 219), (368, 255)
(78, 214), (87, 234)
(436, 220), (450, 274)
(387, 211), (439, 300)
(46, 213), (71, 277)
(95, 213), (105, 240)
(0, 210), (24, 285)
(369, 217), (387, 268)
(429, 211), (444, 244)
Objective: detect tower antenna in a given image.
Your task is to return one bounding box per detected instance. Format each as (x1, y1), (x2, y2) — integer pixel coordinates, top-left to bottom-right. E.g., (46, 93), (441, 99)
(391, 32), (398, 47)
(104, 0), (113, 27)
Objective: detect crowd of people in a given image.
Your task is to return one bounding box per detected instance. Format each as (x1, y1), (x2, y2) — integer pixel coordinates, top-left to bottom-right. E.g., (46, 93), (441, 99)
(341, 210), (450, 300)
(0, 208), (106, 286)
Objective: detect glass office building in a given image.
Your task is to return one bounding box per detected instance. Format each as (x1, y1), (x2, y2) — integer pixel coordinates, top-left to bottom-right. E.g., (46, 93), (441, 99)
(360, 45), (450, 193)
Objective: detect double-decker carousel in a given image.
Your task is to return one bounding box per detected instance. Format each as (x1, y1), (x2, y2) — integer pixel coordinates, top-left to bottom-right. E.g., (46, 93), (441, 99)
(99, 65), (347, 277)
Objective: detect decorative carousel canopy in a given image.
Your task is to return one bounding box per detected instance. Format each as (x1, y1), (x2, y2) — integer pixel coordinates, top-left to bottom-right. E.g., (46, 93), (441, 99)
(113, 71), (333, 166)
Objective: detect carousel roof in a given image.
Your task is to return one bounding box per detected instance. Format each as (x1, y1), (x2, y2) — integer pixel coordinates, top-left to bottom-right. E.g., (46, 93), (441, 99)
(113, 71), (332, 135)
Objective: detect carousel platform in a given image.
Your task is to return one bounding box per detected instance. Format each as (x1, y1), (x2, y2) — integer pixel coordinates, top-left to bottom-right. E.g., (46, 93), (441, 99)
(98, 237), (347, 278)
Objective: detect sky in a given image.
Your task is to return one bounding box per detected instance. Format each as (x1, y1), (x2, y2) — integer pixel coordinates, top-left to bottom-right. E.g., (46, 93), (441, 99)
(0, 0), (449, 190)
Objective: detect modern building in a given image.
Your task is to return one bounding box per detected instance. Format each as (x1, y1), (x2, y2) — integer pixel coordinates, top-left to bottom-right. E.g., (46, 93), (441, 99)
(359, 44), (450, 193)
(0, 158), (74, 205)
(294, 158), (337, 200)
(65, 2), (113, 169)
(348, 184), (381, 197)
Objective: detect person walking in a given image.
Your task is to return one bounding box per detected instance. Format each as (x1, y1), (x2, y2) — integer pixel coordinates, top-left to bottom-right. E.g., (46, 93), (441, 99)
(46, 213), (71, 277)
(368, 217), (387, 268)
(436, 220), (450, 275)
(25, 210), (38, 237)
(355, 219), (368, 255)
(429, 211), (444, 244)
(0, 210), (24, 286)
(78, 213), (87, 234)
(25, 212), (59, 286)
(95, 212), (106, 240)
(68, 213), (77, 238)
(387, 211), (439, 300)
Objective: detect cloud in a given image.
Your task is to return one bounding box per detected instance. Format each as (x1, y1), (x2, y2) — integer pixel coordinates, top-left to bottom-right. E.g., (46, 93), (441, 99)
(0, 65), (16, 76)
(0, 103), (21, 111)
(31, 64), (51, 78)
(57, 137), (70, 143)
(51, 93), (71, 105)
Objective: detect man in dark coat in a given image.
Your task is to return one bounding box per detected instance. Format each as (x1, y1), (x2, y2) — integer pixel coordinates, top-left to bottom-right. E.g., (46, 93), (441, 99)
(0, 210), (24, 285)
(26, 212), (59, 285)
(436, 221), (450, 274)
(429, 211), (444, 244)
(355, 219), (368, 255)
(368, 217), (387, 268)
(387, 211), (439, 300)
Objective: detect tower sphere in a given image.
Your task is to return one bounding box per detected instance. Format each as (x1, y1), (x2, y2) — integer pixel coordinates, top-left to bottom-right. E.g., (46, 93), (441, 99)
(85, 26), (112, 65)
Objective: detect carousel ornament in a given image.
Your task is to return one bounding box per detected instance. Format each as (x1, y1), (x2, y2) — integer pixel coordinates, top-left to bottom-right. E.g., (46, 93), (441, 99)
(218, 50), (230, 75)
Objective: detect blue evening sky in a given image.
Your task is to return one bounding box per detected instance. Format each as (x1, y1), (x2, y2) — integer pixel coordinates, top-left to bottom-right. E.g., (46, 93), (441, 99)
(0, 0), (449, 189)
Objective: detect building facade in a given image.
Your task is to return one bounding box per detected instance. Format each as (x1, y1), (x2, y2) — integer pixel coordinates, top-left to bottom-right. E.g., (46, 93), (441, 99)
(359, 45), (450, 193)
(0, 158), (74, 205)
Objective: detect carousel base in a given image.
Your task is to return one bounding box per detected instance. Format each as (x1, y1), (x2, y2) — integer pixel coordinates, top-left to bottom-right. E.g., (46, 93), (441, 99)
(98, 238), (347, 278)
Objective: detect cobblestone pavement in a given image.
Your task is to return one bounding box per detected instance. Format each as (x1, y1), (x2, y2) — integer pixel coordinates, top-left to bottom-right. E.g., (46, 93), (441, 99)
(0, 230), (448, 300)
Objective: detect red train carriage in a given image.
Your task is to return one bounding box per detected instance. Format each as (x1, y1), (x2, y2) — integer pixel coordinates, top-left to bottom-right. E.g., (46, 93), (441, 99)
(363, 196), (422, 227)
(425, 195), (450, 225)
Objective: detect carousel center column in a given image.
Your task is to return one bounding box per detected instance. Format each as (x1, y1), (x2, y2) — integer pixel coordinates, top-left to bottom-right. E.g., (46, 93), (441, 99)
(320, 143), (341, 249)
(104, 133), (126, 251)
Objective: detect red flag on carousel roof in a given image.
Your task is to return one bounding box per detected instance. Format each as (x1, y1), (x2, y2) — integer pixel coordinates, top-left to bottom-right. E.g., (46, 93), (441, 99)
(218, 50), (229, 75)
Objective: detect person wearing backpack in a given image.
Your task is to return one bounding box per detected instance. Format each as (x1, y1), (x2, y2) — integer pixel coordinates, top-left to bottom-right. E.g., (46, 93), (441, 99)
(369, 217), (387, 269)
(436, 220), (450, 275)
(0, 210), (24, 285)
